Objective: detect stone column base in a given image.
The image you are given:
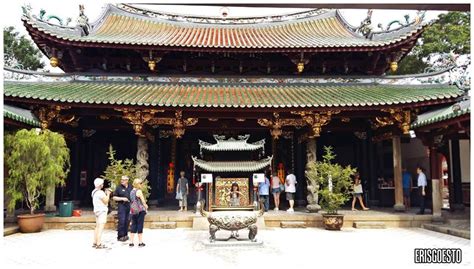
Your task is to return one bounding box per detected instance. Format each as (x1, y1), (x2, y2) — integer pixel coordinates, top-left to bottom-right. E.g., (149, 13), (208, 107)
(393, 203), (406, 212)
(306, 204), (321, 213)
(44, 205), (57, 212)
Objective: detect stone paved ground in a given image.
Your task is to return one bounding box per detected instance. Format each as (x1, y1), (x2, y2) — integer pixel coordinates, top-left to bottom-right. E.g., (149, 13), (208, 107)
(2, 228), (471, 269)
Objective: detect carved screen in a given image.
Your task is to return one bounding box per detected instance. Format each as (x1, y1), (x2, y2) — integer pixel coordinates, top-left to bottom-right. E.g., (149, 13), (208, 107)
(214, 178), (249, 207)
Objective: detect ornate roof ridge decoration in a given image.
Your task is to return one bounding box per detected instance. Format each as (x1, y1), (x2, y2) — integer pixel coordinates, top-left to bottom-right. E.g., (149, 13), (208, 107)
(191, 156), (273, 172)
(198, 134), (266, 153)
(4, 81), (462, 109)
(5, 66), (465, 86)
(411, 98), (470, 129)
(4, 104), (41, 127)
(116, 4), (330, 25)
(21, 4), (426, 50)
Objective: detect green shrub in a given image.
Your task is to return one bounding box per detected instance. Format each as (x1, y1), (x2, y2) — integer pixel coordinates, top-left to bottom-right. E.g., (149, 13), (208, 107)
(102, 145), (151, 201)
(305, 146), (356, 214)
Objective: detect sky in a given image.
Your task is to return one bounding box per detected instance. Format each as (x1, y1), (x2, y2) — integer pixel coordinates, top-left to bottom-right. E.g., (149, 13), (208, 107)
(1, 1), (448, 72)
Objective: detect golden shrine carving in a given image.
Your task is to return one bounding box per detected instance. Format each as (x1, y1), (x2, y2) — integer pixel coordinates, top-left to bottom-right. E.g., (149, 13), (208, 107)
(116, 108), (163, 137)
(373, 109), (414, 134)
(147, 110), (198, 138)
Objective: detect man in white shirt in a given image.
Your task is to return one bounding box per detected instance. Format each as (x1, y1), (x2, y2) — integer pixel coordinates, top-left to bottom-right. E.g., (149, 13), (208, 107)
(285, 170), (297, 212)
(416, 166), (427, 215)
(92, 178), (112, 249)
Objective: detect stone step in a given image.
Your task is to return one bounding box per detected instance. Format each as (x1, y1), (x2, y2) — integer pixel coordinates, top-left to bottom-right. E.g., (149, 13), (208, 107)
(280, 221), (306, 228)
(150, 221), (177, 229)
(445, 219), (470, 225)
(422, 223), (470, 239)
(64, 223), (96, 230)
(353, 221), (386, 229)
(4, 225), (20, 236)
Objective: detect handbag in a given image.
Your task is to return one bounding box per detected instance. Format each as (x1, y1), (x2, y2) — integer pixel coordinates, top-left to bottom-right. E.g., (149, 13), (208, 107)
(175, 190), (183, 200)
(279, 183), (285, 192)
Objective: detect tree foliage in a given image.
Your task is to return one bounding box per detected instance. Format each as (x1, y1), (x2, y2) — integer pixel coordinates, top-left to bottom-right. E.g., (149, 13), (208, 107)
(5, 129), (70, 214)
(102, 145), (151, 200)
(397, 12), (470, 74)
(4, 26), (44, 70)
(305, 146), (356, 214)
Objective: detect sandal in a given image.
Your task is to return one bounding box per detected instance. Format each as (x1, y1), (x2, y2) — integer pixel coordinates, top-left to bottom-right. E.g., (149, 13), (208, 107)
(95, 244), (108, 249)
(129, 243), (134, 247)
(92, 243), (97, 248)
(138, 243), (146, 247)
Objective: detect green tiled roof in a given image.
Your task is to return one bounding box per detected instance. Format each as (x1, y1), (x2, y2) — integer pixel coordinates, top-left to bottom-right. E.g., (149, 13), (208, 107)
(4, 104), (41, 127)
(23, 5), (425, 50)
(411, 99), (470, 129)
(4, 81), (462, 109)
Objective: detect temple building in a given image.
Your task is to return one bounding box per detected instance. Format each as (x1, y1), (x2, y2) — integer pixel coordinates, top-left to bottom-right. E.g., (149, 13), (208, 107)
(3, 4), (470, 211)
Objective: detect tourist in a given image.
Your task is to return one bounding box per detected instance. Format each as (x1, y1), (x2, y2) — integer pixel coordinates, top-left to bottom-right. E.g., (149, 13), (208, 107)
(271, 173), (282, 211)
(258, 173), (271, 212)
(92, 177), (112, 249)
(402, 168), (413, 210)
(229, 182), (243, 207)
(112, 175), (132, 242)
(351, 173), (369, 211)
(176, 171), (189, 211)
(416, 166), (427, 215)
(285, 170), (297, 212)
(129, 178), (148, 247)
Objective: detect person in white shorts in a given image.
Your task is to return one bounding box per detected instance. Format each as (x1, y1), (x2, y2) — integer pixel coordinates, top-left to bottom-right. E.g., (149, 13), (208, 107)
(285, 170), (297, 212)
(92, 178), (112, 249)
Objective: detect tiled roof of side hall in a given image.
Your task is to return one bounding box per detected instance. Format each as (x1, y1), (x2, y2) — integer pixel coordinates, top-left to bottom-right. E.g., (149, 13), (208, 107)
(22, 4), (426, 49)
(4, 104), (41, 127)
(411, 99), (470, 129)
(192, 156), (273, 172)
(3, 81), (462, 109)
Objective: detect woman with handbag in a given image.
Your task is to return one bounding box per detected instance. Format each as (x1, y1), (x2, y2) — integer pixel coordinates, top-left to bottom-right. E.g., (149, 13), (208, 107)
(129, 178), (148, 247)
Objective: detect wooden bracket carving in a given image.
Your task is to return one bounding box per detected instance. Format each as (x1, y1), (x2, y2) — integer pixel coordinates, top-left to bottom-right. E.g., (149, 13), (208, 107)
(258, 112), (305, 139)
(147, 110), (198, 138)
(291, 110), (340, 138)
(116, 108), (163, 137)
(373, 109), (414, 134)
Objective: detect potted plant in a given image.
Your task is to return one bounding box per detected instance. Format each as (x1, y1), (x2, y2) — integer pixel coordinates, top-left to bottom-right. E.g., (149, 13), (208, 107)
(306, 146), (355, 230)
(5, 129), (70, 232)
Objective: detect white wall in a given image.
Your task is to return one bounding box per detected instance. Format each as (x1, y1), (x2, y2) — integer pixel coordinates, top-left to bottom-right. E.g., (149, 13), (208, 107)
(401, 138), (430, 178)
(459, 139), (470, 183)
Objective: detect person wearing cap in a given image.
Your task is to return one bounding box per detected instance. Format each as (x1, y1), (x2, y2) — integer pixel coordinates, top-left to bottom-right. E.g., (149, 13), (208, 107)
(92, 177), (112, 249)
(113, 175), (132, 242)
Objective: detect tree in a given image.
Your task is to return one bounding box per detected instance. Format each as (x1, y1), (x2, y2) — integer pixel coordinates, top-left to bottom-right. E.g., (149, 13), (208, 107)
(5, 129), (70, 214)
(4, 26), (44, 70)
(396, 12), (470, 74)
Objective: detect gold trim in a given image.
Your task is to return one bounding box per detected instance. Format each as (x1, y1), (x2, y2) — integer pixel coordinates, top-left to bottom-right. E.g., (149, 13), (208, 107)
(291, 110), (340, 137)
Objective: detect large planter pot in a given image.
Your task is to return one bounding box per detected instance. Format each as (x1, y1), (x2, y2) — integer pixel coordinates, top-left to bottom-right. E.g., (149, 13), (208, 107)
(17, 213), (45, 233)
(322, 214), (344, 230)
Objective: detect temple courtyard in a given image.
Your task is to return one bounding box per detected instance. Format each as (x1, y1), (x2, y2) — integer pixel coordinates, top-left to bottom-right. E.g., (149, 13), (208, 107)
(3, 227), (470, 268)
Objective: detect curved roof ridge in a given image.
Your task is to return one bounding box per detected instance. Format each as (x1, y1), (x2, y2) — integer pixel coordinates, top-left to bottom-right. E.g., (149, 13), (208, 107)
(113, 3), (333, 25)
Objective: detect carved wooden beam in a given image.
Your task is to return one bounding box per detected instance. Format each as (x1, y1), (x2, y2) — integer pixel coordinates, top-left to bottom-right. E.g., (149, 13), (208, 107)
(257, 112), (305, 139)
(372, 108), (415, 134)
(147, 110), (198, 138)
(33, 105), (72, 129)
(116, 108), (163, 137)
(291, 110), (340, 137)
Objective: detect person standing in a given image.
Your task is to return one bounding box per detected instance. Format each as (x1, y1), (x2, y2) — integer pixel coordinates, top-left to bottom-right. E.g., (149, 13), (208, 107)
(129, 178), (148, 247)
(271, 174), (281, 211)
(258, 173), (270, 212)
(285, 170), (297, 212)
(416, 166), (427, 215)
(176, 171), (189, 212)
(92, 177), (112, 249)
(402, 168), (413, 210)
(351, 173), (369, 211)
(112, 175), (132, 242)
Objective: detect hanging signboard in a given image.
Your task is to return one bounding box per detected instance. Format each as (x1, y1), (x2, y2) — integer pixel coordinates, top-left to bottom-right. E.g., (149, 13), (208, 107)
(201, 173), (213, 183)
